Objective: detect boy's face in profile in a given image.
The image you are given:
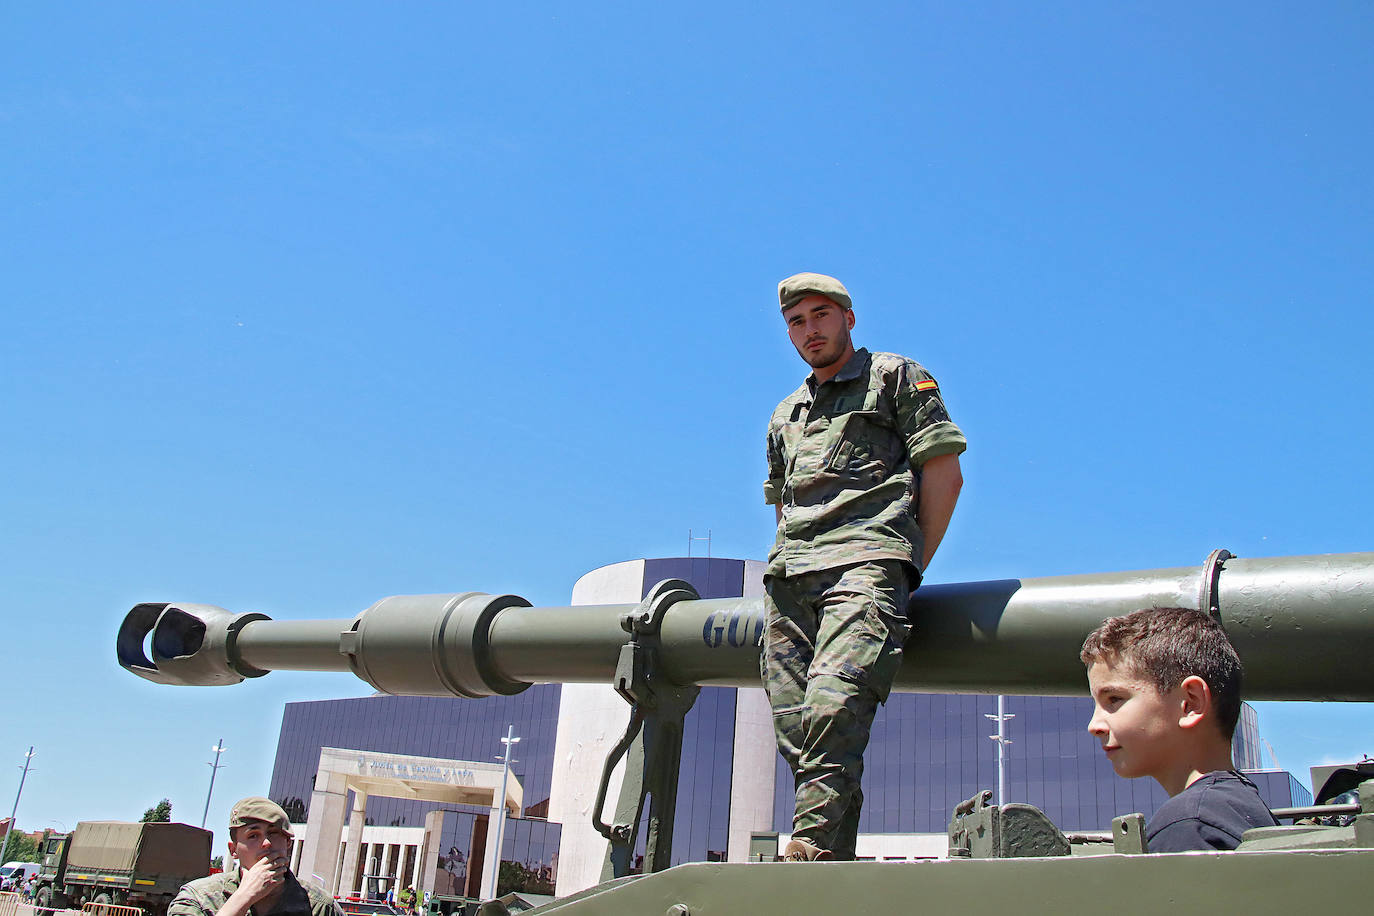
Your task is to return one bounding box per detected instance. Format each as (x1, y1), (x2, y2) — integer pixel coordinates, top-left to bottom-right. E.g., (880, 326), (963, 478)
(1086, 655), (1187, 782)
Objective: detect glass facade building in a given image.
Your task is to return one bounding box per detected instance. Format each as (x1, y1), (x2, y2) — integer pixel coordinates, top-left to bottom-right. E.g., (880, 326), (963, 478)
(430, 810), (561, 899)
(270, 688), (565, 896)
(271, 687), (563, 829)
(668, 686), (735, 863)
(798, 694), (1309, 837)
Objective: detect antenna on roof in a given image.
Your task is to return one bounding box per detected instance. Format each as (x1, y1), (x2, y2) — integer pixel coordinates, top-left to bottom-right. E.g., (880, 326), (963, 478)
(687, 529), (712, 559)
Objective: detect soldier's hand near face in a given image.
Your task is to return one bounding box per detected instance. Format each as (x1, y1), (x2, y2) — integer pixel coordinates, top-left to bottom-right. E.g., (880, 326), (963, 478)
(218, 849), (290, 916)
(238, 851), (290, 903)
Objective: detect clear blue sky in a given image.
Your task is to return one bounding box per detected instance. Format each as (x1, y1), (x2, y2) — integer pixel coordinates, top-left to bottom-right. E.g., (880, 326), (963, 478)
(3, 3), (1370, 848)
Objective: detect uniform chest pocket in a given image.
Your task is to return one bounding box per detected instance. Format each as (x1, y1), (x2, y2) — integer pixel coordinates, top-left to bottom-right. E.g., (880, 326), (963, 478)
(825, 410), (896, 473)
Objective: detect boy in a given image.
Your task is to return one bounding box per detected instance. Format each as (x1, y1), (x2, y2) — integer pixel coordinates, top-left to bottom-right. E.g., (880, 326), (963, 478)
(1080, 606), (1277, 852)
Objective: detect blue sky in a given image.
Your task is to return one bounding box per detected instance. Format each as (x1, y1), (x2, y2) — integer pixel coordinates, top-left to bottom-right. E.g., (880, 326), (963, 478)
(3, 3), (1370, 847)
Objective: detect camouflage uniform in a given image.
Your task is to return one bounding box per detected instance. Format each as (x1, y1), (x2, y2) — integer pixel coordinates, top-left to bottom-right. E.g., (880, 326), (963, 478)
(168, 864), (342, 916)
(764, 346), (965, 858)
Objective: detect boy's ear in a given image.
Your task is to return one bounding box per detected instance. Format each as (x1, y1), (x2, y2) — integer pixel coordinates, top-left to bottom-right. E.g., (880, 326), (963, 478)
(1177, 675), (1212, 729)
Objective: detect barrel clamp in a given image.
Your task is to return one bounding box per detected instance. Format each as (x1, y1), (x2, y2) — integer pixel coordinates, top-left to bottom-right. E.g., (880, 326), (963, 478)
(1199, 548), (1234, 619)
(591, 578), (702, 881)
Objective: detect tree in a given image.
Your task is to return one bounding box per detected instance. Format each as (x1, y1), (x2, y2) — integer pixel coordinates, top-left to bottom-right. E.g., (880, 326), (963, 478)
(0, 832), (39, 863)
(140, 799), (172, 823)
(210, 855), (223, 871)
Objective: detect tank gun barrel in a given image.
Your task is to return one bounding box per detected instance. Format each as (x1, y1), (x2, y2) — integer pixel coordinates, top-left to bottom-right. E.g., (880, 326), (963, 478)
(117, 551), (1374, 700)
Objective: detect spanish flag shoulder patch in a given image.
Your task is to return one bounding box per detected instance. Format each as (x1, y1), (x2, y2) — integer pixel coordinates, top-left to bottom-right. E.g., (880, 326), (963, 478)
(915, 379), (939, 392)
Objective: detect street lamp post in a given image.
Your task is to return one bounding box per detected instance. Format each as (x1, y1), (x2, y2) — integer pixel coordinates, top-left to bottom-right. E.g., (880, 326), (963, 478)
(1, 747), (35, 864)
(202, 740), (227, 829)
(984, 697), (1015, 805)
(483, 726), (520, 901)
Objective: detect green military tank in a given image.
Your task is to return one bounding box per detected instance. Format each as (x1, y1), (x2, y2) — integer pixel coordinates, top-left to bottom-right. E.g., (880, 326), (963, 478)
(118, 549), (1374, 914)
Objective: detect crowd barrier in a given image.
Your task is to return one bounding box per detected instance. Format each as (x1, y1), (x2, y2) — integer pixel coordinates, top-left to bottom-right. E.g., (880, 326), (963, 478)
(80, 904), (142, 916)
(0, 894), (146, 916)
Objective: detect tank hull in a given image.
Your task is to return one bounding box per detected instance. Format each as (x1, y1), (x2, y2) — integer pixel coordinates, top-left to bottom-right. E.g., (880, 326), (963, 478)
(505, 849), (1374, 915)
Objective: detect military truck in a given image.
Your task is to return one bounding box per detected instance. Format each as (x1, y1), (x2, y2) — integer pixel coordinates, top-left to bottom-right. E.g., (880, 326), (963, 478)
(116, 550), (1374, 912)
(36, 821), (212, 915)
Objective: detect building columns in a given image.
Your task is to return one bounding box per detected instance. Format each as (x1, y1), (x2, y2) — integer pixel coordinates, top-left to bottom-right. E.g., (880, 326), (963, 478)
(727, 686), (777, 862)
(419, 810), (445, 897)
(297, 770), (349, 893)
(338, 789), (369, 896)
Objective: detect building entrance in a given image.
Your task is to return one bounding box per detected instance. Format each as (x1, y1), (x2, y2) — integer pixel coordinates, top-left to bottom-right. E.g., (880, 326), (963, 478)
(295, 746), (522, 902)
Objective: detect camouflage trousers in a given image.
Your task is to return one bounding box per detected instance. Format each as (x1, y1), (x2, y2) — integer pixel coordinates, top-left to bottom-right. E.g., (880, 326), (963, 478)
(761, 559), (913, 860)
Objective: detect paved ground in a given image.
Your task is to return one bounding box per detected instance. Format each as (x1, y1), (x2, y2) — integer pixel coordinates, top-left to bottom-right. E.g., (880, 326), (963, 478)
(7, 903), (83, 916)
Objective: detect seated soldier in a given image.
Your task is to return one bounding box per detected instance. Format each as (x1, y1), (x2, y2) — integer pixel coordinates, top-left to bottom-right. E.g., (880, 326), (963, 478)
(1080, 606), (1278, 852)
(169, 797), (342, 916)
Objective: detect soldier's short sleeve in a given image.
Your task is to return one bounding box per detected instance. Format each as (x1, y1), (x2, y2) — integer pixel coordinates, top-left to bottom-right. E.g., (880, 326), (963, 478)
(308, 886), (346, 916)
(166, 886), (212, 916)
(763, 419), (785, 505)
(893, 360), (967, 468)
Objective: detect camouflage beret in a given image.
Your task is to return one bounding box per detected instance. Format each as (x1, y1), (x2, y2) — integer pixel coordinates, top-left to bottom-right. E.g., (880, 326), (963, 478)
(778, 272), (852, 312)
(228, 797), (292, 833)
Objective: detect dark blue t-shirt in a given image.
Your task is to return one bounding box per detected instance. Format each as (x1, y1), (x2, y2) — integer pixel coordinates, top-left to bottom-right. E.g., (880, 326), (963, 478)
(1147, 770), (1278, 852)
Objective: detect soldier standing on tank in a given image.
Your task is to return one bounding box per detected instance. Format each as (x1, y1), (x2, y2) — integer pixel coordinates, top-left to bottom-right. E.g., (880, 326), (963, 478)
(168, 797), (342, 916)
(763, 273), (966, 861)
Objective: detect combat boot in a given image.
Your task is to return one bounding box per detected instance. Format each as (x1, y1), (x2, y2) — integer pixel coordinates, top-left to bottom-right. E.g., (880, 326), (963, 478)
(782, 838), (833, 861)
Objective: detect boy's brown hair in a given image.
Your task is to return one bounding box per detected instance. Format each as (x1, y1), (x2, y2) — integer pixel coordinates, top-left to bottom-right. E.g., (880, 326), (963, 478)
(1080, 606), (1244, 739)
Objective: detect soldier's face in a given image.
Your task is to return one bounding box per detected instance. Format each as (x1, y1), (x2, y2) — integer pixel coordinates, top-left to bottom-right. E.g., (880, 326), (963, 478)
(229, 820), (293, 871)
(783, 295), (855, 377)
